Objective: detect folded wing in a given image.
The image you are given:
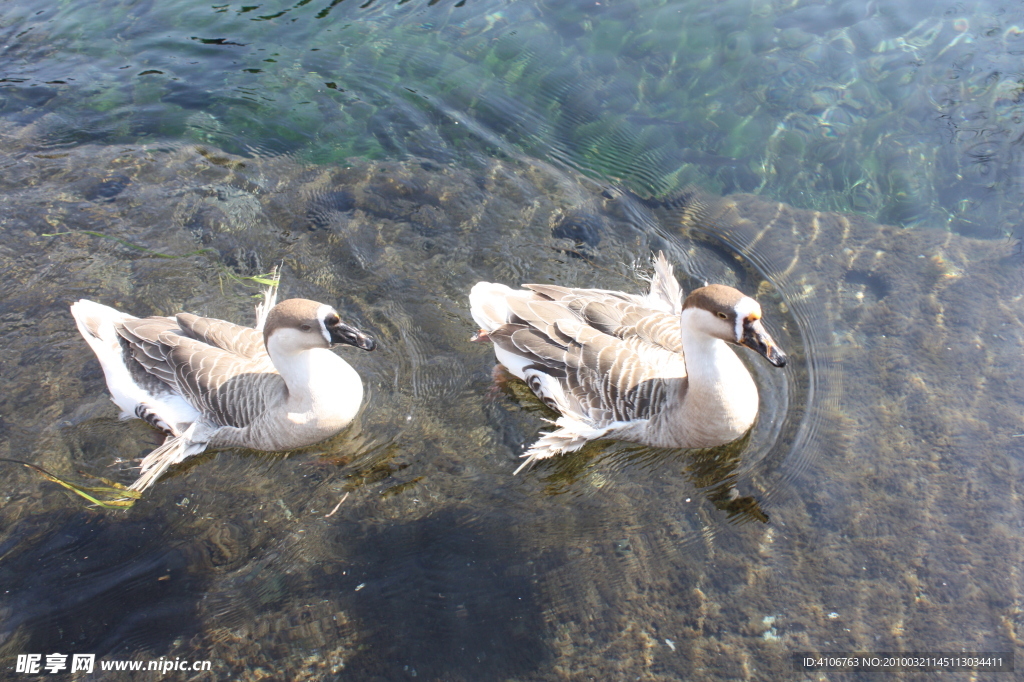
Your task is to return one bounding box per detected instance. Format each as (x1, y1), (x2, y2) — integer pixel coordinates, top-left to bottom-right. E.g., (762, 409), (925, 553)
(490, 289), (687, 427)
(117, 315), (282, 429)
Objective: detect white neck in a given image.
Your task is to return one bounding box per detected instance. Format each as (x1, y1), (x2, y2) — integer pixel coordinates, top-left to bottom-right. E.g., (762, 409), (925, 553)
(673, 309), (759, 446)
(267, 336), (364, 425)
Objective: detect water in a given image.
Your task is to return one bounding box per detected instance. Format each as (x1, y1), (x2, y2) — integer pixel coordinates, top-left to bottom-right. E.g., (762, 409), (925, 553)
(1, 0), (1022, 679)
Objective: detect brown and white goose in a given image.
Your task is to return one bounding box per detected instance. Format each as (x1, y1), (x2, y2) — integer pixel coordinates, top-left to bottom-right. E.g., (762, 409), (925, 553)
(71, 288), (376, 491)
(470, 253), (787, 473)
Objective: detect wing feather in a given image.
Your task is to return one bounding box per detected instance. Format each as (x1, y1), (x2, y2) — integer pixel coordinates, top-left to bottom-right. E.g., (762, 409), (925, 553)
(160, 333), (285, 428)
(176, 313), (269, 362)
(490, 299), (686, 426)
(509, 327), (567, 365)
(112, 314), (281, 429)
(478, 260), (696, 428)
(117, 317), (181, 388)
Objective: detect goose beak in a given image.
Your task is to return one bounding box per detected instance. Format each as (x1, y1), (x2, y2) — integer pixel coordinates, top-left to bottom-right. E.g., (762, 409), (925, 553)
(329, 322), (377, 351)
(740, 317), (787, 367)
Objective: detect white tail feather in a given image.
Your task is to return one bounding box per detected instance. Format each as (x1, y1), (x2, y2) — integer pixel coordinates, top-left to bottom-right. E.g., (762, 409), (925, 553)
(645, 251), (683, 314)
(71, 299), (200, 432)
(70, 299), (130, 352)
(70, 300), (144, 420)
(254, 265), (282, 331)
(469, 282), (518, 331)
(514, 416), (609, 474)
(128, 424), (208, 491)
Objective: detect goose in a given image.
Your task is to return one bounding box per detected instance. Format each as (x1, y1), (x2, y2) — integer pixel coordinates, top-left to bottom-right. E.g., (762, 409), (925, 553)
(70, 282), (376, 492)
(469, 252), (787, 473)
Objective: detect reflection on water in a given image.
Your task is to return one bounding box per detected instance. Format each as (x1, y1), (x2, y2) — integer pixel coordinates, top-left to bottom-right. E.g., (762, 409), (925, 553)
(0, 0), (1023, 678)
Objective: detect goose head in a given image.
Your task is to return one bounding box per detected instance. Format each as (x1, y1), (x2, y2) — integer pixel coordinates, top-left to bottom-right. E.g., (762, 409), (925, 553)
(264, 299), (377, 355)
(681, 285), (787, 367)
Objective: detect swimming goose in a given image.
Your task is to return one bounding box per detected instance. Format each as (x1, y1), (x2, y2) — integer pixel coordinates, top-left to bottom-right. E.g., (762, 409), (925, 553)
(470, 253), (787, 473)
(70, 289), (376, 492)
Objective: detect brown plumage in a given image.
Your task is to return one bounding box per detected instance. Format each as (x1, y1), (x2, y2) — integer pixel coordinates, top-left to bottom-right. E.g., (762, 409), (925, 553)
(470, 252), (787, 473)
(71, 288), (376, 492)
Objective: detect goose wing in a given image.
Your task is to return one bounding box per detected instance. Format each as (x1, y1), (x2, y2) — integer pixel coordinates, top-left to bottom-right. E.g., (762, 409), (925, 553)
(492, 295), (687, 426)
(523, 285), (683, 353)
(175, 313), (271, 364)
(116, 317), (184, 388)
(117, 317), (282, 428)
(160, 333), (284, 428)
(521, 251), (684, 349)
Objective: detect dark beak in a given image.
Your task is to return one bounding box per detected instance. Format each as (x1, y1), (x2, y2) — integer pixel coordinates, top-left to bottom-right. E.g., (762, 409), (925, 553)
(328, 321), (377, 351)
(740, 317), (787, 368)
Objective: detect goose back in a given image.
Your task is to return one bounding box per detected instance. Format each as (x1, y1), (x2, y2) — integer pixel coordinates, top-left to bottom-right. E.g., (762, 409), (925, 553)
(482, 279), (689, 428)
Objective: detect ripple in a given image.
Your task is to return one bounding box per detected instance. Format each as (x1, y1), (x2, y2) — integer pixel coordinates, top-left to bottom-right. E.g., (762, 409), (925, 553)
(648, 189), (843, 514)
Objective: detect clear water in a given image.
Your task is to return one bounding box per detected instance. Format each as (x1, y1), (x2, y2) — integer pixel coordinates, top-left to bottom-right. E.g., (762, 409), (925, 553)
(1, 0), (1022, 679)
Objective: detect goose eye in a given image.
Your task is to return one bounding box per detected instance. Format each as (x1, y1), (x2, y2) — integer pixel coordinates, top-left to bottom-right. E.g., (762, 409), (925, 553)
(717, 312), (729, 320)
(300, 324), (312, 332)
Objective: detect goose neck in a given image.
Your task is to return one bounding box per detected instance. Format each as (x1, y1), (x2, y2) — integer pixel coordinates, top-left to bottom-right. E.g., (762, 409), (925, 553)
(677, 309), (759, 443)
(267, 339), (358, 410)
(679, 322), (736, 385)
